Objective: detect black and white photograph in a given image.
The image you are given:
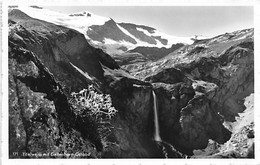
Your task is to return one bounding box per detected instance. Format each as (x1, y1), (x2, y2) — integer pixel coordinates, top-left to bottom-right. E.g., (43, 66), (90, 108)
(1, 0), (259, 164)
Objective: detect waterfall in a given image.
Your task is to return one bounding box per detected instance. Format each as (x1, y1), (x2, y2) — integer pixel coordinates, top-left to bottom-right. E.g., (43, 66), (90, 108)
(152, 91), (187, 158)
(152, 91), (162, 142)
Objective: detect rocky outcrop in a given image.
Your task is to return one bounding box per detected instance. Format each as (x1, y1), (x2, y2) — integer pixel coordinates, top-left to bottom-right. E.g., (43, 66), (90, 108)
(145, 68), (188, 84)
(88, 19), (137, 44)
(177, 40), (254, 121)
(206, 93), (255, 158)
(9, 41), (101, 158)
(177, 96), (231, 154)
(150, 76), (231, 155)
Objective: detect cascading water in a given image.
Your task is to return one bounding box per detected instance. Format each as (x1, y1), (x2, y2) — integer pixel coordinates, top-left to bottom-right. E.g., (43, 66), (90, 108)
(152, 90), (187, 158)
(152, 90), (162, 142)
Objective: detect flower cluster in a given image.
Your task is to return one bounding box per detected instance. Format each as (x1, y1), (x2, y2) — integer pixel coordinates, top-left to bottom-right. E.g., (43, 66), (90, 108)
(70, 85), (117, 120)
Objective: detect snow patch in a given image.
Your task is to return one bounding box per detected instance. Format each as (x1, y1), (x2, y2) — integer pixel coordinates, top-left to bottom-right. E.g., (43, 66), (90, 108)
(91, 40), (102, 45)
(102, 38), (137, 54)
(190, 35), (209, 40)
(136, 27), (152, 36)
(70, 62), (92, 80)
(103, 38), (121, 45)
(152, 30), (194, 45)
(154, 38), (166, 48)
(103, 38), (135, 48)
(234, 93), (254, 131)
(137, 27), (194, 46)
(116, 24), (137, 42)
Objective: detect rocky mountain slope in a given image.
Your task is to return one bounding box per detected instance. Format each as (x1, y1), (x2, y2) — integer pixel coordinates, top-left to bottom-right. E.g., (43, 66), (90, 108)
(113, 43), (184, 65)
(123, 28), (254, 157)
(8, 8), (254, 159)
(9, 9), (118, 157)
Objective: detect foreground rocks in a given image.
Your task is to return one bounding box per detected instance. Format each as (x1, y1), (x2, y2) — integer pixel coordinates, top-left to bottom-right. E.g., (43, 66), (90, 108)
(9, 41), (100, 158)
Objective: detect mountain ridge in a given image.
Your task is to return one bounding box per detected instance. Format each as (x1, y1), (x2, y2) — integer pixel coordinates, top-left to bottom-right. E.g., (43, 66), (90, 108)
(10, 6), (195, 56)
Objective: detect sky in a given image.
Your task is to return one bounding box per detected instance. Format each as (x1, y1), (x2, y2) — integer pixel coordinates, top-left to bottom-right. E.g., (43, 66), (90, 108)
(44, 6), (253, 38)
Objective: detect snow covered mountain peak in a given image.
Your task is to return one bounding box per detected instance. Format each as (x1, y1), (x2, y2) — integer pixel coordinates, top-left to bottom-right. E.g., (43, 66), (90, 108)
(10, 6), (195, 55)
(11, 6), (110, 33)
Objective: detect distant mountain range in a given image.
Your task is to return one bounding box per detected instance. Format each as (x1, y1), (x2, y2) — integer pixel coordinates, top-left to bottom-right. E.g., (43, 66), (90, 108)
(9, 6), (204, 62)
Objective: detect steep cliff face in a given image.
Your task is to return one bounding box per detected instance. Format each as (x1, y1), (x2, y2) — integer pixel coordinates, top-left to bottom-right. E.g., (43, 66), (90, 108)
(9, 41), (101, 158)
(102, 73), (170, 157)
(150, 75), (231, 155)
(103, 85), (154, 157)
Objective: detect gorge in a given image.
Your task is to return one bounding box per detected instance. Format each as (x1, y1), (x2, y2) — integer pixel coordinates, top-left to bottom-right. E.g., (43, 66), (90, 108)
(7, 6), (254, 159)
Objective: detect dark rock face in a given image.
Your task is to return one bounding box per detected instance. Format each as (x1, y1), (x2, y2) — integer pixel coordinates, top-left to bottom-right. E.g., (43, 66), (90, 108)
(145, 67), (187, 84)
(150, 75), (231, 155)
(187, 46), (207, 56)
(104, 77), (185, 158)
(247, 130), (254, 139)
(246, 143), (254, 158)
(108, 86), (154, 157)
(152, 83), (192, 146)
(118, 23), (156, 34)
(152, 36), (168, 45)
(9, 41), (100, 158)
(87, 19), (137, 44)
(102, 73), (166, 157)
(177, 96), (231, 153)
